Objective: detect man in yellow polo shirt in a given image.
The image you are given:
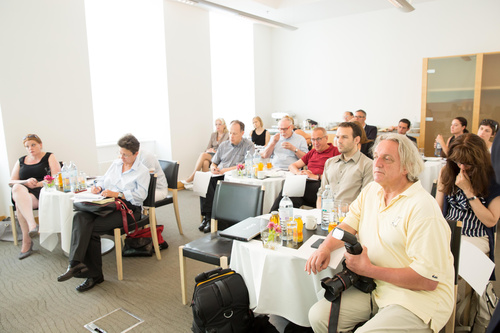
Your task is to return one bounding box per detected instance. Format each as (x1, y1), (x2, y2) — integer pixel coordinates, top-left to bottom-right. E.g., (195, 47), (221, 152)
(305, 133), (454, 333)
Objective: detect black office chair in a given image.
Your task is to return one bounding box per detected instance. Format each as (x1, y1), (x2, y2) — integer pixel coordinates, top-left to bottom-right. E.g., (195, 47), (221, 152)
(112, 173), (160, 280)
(444, 219), (462, 333)
(431, 179), (438, 198)
(179, 181), (264, 305)
(155, 160), (183, 235)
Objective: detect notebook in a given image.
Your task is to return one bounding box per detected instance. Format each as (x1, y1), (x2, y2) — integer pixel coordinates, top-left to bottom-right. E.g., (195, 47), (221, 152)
(219, 217), (265, 242)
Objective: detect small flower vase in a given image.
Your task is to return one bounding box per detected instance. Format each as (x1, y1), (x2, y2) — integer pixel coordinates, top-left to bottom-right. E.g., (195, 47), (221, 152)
(44, 181), (55, 192)
(261, 228), (281, 250)
(237, 169), (245, 177)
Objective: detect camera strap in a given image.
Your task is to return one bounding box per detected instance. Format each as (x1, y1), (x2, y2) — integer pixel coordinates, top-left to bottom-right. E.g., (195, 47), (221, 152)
(328, 295), (341, 333)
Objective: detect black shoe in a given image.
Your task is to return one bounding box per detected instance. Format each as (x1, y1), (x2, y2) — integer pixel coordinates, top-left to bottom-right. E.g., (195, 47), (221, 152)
(203, 217), (212, 233)
(76, 275), (104, 292)
(198, 218), (208, 231)
(57, 262), (88, 282)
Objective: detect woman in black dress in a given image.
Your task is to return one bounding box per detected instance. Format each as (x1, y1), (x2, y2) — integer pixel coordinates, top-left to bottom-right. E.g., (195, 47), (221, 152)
(250, 116), (270, 146)
(10, 134), (61, 259)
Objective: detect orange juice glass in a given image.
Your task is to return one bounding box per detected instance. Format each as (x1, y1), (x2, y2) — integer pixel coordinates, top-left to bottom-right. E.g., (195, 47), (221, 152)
(266, 162), (272, 169)
(258, 162), (264, 171)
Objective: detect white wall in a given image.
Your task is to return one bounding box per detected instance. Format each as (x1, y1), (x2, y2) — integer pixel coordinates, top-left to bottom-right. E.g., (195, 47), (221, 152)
(267, 0), (500, 128)
(254, 24), (275, 130)
(0, 0), (98, 214)
(163, 1), (214, 180)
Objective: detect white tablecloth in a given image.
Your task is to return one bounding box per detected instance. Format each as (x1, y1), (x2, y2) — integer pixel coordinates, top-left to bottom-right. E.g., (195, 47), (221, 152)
(224, 174), (285, 214)
(419, 159), (446, 193)
(38, 188), (75, 253)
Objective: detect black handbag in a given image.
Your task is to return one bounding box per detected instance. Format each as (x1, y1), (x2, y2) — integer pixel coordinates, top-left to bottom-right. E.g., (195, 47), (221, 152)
(73, 198), (118, 217)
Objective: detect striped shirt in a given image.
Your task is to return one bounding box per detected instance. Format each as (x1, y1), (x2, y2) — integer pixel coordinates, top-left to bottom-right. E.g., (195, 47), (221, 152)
(445, 181), (500, 237)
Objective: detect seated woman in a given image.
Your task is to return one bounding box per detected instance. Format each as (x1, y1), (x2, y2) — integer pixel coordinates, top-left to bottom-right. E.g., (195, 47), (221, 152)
(250, 116), (270, 146)
(352, 120), (373, 159)
(477, 118), (498, 152)
(181, 118), (229, 185)
(436, 133), (500, 254)
(57, 134), (150, 292)
(10, 134), (61, 260)
(435, 116), (468, 156)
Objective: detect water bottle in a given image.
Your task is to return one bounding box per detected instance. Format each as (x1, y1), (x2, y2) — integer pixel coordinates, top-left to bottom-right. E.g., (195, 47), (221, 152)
(245, 151), (253, 178)
(434, 142), (442, 157)
(78, 171), (87, 191)
(68, 161), (78, 192)
(321, 185), (334, 230)
(253, 150), (261, 178)
(279, 195), (293, 246)
(61, 162), (71, 193)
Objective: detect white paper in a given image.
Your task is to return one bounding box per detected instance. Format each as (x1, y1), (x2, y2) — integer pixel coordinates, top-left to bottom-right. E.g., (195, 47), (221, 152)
(459, 239), (495, 295)
(193, 171), (211, 198)
(282, 174), (307, 197)
(294, 234), (346, 270)
(72, 191), (105, 203)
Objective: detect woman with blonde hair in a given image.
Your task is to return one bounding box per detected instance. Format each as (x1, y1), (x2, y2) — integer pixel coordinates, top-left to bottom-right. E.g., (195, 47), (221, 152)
(250, 116), (270, 146)
(10, 134), (61, 259)
(181, 118), (229, 185)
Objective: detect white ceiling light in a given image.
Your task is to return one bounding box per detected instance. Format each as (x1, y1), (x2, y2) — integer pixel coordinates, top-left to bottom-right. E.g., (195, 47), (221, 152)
(174, 0), (298, 30)
(387, 0), (415, 12)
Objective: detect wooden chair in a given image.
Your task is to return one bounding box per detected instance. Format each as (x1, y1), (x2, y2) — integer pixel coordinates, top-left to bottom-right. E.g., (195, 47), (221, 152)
(112, 173), (160, 280)
(155, 160), (183, 235)
(444, 219), (462, 333)
(179, 181), (264, 305)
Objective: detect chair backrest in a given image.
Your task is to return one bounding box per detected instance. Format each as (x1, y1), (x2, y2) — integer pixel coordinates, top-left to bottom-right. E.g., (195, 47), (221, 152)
(446, 219), (462, 284)
(143, 174), (157, 208)
(212, 181), (264, 224)
(159, 160), (179, 190)
(431, 179), (437, 198)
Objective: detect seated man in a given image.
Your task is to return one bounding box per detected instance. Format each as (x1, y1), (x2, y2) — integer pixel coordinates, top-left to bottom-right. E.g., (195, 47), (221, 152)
(316, 122), (373, 208)
(306, 133), (454, 333)
(199, 120), (254, 233)
(397, 118), (417, 145)
(354, 109), (377, 141)
(270, 127), (339, 211)
(138, 150), (169, 201)
(261, 117), (308, 169)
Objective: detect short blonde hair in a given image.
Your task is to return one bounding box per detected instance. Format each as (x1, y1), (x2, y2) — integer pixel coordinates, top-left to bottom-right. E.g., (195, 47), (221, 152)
(374, 133), (424, 182)
(253, 116), (264, 128)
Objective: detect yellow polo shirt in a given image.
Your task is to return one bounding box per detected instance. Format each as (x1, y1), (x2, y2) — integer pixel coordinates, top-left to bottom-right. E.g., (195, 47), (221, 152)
(344, 181), (454, 333)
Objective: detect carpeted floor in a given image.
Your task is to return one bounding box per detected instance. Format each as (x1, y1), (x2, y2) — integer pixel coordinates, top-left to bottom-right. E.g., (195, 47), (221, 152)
(0, 189), (214, 333)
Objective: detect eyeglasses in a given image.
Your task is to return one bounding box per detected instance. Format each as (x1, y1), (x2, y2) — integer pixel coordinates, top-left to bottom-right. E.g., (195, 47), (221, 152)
(311, 136), (326, 142)
(118, 151), (133, 158)
(278, 126), (291, 131)
(354, 115), (365, 119)
(23, 134), (39, 141)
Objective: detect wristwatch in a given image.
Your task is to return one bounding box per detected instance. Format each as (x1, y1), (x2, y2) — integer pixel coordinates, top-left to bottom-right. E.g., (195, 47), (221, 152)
(294, 148), (298, 153)
(118, 192), (124, 199)
(467, 196), (477, 201)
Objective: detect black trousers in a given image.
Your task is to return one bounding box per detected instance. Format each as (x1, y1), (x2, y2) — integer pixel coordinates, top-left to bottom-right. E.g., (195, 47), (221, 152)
(270, 180), (321, 213)
(69, 204), (141, 277)
(199, 175), (224, 216)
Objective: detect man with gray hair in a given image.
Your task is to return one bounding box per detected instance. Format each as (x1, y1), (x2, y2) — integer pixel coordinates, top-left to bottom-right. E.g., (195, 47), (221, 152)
(261, 117), (308, 169)
(306, 134), (454, 333)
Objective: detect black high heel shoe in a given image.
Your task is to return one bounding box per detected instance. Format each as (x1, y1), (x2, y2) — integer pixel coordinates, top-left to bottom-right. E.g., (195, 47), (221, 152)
(18, 241), (34, 260)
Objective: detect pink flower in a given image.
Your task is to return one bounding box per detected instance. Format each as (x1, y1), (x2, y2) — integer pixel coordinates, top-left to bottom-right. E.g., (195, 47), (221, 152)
(267, 221), (276, 230)
(44, 175), (54, 182)
(237, 164), (245, 171)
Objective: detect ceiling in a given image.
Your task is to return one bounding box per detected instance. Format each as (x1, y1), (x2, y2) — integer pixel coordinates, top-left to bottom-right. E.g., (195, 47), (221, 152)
(198, 0), (435, 26)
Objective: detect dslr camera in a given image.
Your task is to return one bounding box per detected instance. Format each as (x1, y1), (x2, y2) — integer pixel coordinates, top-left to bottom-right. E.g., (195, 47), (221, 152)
(321, 228), (376, 302)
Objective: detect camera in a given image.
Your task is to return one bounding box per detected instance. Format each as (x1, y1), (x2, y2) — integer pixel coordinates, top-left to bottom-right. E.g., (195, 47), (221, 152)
(321, 228), (376, 302)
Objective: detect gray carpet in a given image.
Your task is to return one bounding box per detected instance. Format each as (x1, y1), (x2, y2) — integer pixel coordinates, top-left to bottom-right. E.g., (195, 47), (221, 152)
(0, 189), (213, 333)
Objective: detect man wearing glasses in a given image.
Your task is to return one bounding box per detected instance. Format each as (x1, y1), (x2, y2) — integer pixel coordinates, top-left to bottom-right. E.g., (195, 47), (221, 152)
(354, 109), (377, 141)
(269, 127), (339, 211)
(261, 117), (308, 169)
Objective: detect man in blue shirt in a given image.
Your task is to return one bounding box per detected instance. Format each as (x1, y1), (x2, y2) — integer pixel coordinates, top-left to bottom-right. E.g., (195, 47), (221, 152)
(199, 120), (255, 233)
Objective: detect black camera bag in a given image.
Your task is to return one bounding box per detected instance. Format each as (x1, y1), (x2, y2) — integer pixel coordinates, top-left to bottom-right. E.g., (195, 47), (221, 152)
(191, 268), (254, 333)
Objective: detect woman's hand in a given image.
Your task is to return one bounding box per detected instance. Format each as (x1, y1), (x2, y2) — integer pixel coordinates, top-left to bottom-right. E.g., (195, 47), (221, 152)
(206, 148), (216, 153)
(455, 169), (475, 196)
(101, 189), (119, 198)
(25, 178), (39, 189)
(435, 135), (445, 147)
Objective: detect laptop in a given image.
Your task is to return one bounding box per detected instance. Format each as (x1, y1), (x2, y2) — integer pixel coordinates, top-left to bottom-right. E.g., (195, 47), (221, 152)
(219, 217), (265, 242)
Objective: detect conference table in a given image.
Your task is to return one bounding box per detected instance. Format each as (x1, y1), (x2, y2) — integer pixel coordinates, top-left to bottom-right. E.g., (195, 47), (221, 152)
(419, 158), (446, 193)
(230, 208), (344, 327)
(38, 188), (115, 255)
